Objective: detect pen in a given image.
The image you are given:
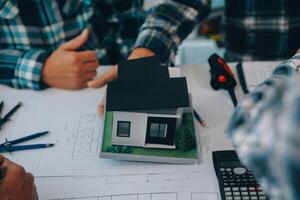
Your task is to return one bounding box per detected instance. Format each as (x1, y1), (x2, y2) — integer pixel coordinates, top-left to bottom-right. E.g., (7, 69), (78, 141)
(0, 102), (22, 130)
(0, 101), (3, 116)
(193, 109), (207, 127)
(236, 62), (249, 94)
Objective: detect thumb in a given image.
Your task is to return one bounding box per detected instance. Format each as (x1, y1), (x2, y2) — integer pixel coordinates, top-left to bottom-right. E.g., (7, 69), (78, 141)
(59, 28), (89, 51)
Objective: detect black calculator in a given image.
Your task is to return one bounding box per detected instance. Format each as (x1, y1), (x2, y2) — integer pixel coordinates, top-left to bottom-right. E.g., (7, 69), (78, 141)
(213, 150), (269, 200)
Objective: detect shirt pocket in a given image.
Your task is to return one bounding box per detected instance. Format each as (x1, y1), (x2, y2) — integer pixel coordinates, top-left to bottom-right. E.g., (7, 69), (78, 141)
(0, 0), (19, 19)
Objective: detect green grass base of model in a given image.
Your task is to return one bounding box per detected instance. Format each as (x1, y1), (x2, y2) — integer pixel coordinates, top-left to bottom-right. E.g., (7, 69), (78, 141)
(101, 112), (198, 159)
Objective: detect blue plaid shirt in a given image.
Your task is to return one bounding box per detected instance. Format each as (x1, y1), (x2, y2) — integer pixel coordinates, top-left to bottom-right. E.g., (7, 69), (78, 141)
(0, 0), (210, 90)
(227, 54), (300, 199)
(1, 0), (300, 90)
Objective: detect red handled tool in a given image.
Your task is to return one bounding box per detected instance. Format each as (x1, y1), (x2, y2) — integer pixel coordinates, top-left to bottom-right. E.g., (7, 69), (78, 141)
(208, 54), (238, 107)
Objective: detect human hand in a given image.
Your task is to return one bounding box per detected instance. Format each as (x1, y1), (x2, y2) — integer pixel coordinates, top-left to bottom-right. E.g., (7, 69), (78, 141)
(87, 48), (155, 117)
(87, 47), (155, 88)
(42, 29), (99, 90)
(0, 155), (38, 200)
(297, 48), (300, 54)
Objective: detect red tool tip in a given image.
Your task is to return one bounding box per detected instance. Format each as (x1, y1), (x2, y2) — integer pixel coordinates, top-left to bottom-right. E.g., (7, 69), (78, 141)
(218, 75), (226, 83)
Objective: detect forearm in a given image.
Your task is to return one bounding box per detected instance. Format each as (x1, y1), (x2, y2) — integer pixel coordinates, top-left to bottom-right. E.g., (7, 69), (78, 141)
(134, 0), (211, 64)
(0, 49), (50, 90)
(226, 53), (300, 199)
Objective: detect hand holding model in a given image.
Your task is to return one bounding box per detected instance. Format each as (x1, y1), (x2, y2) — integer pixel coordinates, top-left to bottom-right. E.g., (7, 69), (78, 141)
(0, 155), (38, 200)
(87, 47), (155, 117)
(42, 29), (99, 90)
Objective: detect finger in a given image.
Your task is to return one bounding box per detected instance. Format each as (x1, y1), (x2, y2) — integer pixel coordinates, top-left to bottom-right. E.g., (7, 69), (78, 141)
(33, 185), (38, 200)
(87, 66), (117, 88)
(22, 173), (35, 200)
(98, 95), (106, 119)
(80, 72), (97, 88)
(1, 160), (26, 192)
(83, 61), (99, 72)
(25, 173), (34, 184)
(59, 28), (89, 51)
(78, 51), (98, 63)
(83, 71), (97, 82)
(0, 155), (4, 166)
(98, 104), (105, 119)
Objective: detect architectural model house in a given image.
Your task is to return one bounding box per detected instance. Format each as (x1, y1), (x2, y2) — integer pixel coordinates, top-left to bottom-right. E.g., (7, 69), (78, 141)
(100, 56), (199, 164)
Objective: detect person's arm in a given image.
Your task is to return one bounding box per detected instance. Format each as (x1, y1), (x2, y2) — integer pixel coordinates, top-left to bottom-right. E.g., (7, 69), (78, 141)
(133, 0), (211, 64)
(0, 155), (38, 200)
(0, 49), (49, 90)
(226, 52), (300, 199)
(87, 0), (211, 88)
(0, 29), (98, 90)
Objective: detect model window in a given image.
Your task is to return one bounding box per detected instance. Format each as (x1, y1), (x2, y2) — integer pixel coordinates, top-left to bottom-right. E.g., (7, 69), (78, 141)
(149, 123), (168, 138)
(117, 121), (130, 137)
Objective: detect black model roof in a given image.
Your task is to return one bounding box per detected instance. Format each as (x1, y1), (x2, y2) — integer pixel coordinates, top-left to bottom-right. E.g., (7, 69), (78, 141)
(106, 56), (190, 111)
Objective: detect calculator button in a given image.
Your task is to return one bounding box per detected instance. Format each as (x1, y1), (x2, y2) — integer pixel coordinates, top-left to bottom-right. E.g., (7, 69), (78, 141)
(242, 197), (250, 200)
(224, 183), (229, 186)
(233, 167), (247, 175)
(221, 168), (225, 171)
(230, 183), (235, 186)
(233, 192), (240, 196)
(258, 196), (266, 200)
(234, 197), (241, 200)
(258, 192), (265, 195)
(225, 192), (232, 196)
(232, 187), (239, 191)
(224, 187), (231, 191)
(226, 168), (232, 172)
(250, 192), (257, 196)
(250, 197), (258, 200)
(226, 197), (233, 200)
(248, 187), (256, 191)
(241, 192), (248, 196)
(240, 187), (247, 191)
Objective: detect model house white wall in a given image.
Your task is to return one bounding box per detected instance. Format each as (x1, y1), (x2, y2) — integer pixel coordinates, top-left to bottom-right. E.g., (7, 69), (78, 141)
(112, 111), (148, 147)
(112, 111), (180, 148)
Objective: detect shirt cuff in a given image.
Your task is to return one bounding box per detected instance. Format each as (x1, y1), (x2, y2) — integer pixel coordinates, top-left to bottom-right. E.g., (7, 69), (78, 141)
(134, 29), (176, 64)
(15, 50), (50, 90)
(272, 53), (300, 77)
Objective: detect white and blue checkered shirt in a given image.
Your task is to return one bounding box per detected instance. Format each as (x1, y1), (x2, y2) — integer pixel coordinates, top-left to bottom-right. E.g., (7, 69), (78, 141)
(227, 53), (300, 200)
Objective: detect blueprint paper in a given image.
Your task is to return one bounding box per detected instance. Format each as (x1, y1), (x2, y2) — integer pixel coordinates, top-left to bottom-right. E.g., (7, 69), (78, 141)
(0, 66), (241, 199)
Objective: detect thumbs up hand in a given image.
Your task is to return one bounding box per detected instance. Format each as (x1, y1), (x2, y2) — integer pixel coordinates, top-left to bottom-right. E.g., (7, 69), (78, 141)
(42, 29), (99, 90)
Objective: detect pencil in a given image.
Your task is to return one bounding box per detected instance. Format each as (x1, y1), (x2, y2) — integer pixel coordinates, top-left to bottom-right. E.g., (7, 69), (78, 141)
(193, 109), (207, 127)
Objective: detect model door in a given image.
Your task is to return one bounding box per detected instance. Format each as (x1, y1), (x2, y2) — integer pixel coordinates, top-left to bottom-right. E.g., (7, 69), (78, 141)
(145, 117), (177, 145)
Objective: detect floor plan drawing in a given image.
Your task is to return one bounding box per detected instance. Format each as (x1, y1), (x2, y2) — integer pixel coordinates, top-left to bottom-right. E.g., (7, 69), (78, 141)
(54, 192), (219, 200)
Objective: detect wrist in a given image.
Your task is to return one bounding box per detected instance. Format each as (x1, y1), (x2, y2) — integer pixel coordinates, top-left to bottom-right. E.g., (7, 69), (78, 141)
(128, 48), (155, 60)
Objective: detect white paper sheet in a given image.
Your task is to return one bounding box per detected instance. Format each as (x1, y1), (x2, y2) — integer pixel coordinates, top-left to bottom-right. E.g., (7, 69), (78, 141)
(236, 61), (281, 91)
(0, 66), (239, 199)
